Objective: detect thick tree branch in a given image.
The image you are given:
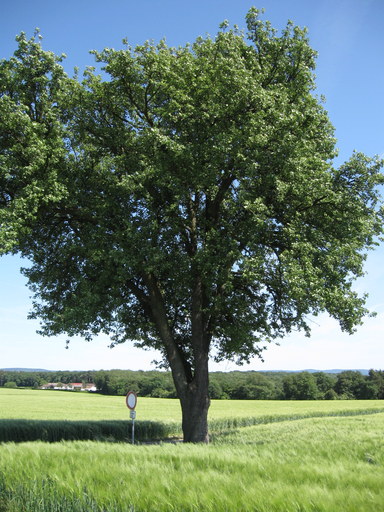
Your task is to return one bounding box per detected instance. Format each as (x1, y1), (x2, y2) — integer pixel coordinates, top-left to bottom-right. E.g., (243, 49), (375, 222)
(142, 271), (192, 392)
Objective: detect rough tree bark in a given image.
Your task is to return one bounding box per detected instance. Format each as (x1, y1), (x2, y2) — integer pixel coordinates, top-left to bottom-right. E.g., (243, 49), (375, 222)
(179, 365), (211, 443)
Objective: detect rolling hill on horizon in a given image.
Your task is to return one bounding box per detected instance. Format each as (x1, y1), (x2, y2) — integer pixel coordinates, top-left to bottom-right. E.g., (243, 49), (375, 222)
(0, 368), (371, 375)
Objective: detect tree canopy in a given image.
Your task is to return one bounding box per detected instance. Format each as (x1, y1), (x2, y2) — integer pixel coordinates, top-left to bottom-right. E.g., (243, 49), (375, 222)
(1, 9), (383, 441)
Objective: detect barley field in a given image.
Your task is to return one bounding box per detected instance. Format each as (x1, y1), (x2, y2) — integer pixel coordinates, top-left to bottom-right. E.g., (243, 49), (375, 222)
(1, 387), (383, 422)
(0, 388), (383, 511)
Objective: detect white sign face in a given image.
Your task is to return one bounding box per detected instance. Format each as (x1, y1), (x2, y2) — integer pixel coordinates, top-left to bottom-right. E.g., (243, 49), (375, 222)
(130, 410), (136, 419)
(126, 391), (137, 410)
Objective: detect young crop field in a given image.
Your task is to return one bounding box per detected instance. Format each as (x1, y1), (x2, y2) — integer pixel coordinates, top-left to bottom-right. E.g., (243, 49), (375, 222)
(1, 387), (384, 422)
(0, 389), (383, 511)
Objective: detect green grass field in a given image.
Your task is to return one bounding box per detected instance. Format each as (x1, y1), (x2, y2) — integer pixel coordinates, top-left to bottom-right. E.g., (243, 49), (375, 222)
(2, 387), (384, 422)
(0, 388), (383, 511)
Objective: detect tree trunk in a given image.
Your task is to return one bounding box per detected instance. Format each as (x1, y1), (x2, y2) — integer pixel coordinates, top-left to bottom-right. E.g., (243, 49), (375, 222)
(176, 345), (211, 443)
(142, 271), (211, 442)
(178, 269), (211, 443)
(180, 382), (210, 443)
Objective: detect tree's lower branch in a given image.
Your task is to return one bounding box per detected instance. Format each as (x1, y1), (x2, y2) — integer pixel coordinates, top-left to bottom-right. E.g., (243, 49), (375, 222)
(142, 271), (191, 395)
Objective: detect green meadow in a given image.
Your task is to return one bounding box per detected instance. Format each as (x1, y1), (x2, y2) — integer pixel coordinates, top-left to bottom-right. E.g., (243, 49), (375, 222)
(0, 388), (383, 511)
(2, 387), (384, 422)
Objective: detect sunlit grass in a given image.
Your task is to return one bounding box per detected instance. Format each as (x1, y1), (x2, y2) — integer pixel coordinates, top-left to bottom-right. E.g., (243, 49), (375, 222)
(1, 388), (384, 423)
(0, 388), (181, 421)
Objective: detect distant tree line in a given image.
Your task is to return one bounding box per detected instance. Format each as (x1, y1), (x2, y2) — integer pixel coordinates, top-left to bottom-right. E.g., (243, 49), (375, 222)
(1, 369), (384, 400)
(0, 370), (95, 390)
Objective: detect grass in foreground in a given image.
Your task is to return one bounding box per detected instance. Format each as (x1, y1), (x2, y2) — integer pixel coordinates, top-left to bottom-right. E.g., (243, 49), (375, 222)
(0, 412), (383, 511)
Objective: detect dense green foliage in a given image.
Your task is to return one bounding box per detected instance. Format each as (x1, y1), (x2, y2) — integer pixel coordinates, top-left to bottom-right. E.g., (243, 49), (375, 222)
(1, 8), (383, 440)
(1, 368), (384, 400)
(0, 409), (383, 511)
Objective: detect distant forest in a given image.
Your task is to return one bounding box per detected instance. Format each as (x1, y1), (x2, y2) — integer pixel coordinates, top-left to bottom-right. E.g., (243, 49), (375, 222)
(1, 369), (384, 400)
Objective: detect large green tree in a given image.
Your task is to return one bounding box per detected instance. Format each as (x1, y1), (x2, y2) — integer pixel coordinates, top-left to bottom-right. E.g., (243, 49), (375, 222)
(1, 10), (383, 442)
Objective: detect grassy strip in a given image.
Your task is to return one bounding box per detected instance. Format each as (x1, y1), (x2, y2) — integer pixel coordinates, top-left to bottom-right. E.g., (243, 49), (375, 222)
(209, 406), (384, 434)
(3, 389), (384, 424)
(1, 406), (384, 443)
(0, 419), (180, 443)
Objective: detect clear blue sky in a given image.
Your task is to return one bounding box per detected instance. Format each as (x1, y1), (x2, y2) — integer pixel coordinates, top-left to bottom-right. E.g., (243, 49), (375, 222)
(1, 0), (383, 371)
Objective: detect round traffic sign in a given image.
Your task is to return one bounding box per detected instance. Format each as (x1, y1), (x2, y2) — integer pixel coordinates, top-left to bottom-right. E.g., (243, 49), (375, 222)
(126, 391), (137, 410)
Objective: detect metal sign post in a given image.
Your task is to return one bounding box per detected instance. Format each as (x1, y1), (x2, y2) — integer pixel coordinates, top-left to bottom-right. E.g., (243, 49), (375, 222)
(130, 409), (136, 444)
(126, 391), (137, 444)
